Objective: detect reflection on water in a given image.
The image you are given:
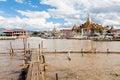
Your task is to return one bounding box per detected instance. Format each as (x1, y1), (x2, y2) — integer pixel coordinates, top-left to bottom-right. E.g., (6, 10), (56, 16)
(0, 37), (120, 80)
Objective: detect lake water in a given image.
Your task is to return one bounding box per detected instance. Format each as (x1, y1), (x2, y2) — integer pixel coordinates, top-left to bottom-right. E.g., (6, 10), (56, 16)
(0, 37), (120, 80)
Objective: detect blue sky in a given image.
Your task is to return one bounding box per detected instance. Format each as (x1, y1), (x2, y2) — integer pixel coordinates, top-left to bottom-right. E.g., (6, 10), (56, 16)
(0, 0), (120, 31)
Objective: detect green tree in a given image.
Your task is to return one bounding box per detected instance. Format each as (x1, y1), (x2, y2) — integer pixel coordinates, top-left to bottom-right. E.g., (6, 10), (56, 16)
(32, 31), (39, 36)
(91, 25), (103, 35)
(99, 28), (103, 35)
(91, 26), (96, 34)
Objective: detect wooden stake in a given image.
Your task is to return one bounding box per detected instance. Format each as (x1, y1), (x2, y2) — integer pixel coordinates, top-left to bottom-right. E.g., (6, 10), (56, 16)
(22, 59), (25, 66)
(67, 50), (71, 61)
(94, 48), (96, 54)
(81, 48), (83, 56)
(10, 42), (15, 56)
(39, 43), (41, 55)
(28, 43), (30, 49)
(56, 73), (58, 80)
(41, 41), (43, 54)
(38, 43), (41, 61)
(41, 55), (46, 72)
(23, 38), (27, 54)
(107, 48), (109, 54)
(41, 71), (46, 80)
(28, 43), (31, 54)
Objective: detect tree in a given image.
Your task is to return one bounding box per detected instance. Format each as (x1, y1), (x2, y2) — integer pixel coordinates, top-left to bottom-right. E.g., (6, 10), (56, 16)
(91, 25), (103, 35)
(91, 26), (96, 34)
(32, 31), (39, 36)
(99, 27), (103, 35)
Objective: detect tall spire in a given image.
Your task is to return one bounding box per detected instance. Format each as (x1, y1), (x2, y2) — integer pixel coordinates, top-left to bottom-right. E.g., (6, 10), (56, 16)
(87, 13), (92, 24)
(52, 27), (57, 34)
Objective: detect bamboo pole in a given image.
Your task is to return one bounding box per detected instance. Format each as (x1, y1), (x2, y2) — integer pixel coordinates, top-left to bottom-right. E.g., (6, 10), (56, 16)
(94, 48), (96, 53)
(28, 43), (30, 49)
(23, 38), (26, 54)
(41, 41), (43, 55)
(107, 48), (109, 55)
(41, 71), (46, 80)
(23, 38), (27, 54)
(67, 50), (71, 61)
(56, 73), (58, 80)
(28, 43), (31, 54)
(41, 55), (46, 72)
(41, 55), (46, 80)
(81, 48), (83, 56)
(39, 43), (41, 55)
(9, 42), (15, 56)
(41, 41), (43, 49)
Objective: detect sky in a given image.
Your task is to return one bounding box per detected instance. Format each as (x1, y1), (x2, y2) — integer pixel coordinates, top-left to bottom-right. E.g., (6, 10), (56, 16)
(0, 0), (120, 31)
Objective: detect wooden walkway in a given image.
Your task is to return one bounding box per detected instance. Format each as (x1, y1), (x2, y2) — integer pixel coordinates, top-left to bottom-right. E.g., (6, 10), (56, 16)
(26, 49), (46, 80)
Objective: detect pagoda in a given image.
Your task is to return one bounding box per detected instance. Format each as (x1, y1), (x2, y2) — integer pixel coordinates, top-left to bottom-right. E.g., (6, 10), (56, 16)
(52, 27), (58, 36)
(79, 14), (104, 34)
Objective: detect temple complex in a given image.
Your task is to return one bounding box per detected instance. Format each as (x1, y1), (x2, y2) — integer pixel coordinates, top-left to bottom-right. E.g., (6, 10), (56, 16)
(72, 14), (104, 35)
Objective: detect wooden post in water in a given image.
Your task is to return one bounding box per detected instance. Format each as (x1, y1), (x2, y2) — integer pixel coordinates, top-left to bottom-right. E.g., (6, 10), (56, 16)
(41, 71), (46, 80)
(56, 73), (59, 80)
(107, 48), (109, 54)
(41, 55), (46, 70)
(41, 55), (46, 80)
(81, 48), (83, 56)
(67, 50), (71, 61)
(9, 42), (15, 56)
(28, 43), (30, 54)
(41, 41), (43, 54)
(94, 48), (96, 54)
(22, 56), (27, 66)
(39, 43), (42, 61)
(55, 49), (56, 53)
(23, 38), (27, 54)
(28, 43), (30, 49)
(22, 59), (25, 66)
(39, 43), (41, 55)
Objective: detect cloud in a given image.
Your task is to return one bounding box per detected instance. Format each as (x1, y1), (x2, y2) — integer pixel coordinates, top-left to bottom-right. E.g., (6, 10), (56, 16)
(0, 0), (120, 30)
(0, 0), (7, 2)
(17, 10), (50, 19)
(15, 0), (24, 3)
(0, 10), (61, 30)
(41, 0), (120, 28)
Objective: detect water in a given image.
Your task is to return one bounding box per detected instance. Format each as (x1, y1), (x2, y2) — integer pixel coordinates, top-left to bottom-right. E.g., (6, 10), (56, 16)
(46, 53), (120, 80)
(1, 37), (120, 53)
(0, 37), (120, 80)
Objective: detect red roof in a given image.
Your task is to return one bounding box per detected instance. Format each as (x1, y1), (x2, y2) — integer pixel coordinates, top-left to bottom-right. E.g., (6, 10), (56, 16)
(60, 29), (73, 33)
(3, 30), (27, 33)
(112, 29), (120, 32)
(88, 24), (92, 28)
(14, 30), (26, 32)
(3, 30), (14, 33)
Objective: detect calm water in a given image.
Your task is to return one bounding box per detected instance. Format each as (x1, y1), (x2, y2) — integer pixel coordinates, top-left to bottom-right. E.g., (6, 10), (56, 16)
(0, 37), (120, 80)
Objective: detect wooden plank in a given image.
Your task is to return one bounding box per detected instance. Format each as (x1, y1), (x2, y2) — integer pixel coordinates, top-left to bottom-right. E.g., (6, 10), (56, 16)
(26, 49), (45, 80)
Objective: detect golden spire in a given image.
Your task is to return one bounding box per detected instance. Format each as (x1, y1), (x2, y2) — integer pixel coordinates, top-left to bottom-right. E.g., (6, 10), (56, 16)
(87, 13), (92, 24)
(52, 27), (57, 34)
(84, 13), (92, 28)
